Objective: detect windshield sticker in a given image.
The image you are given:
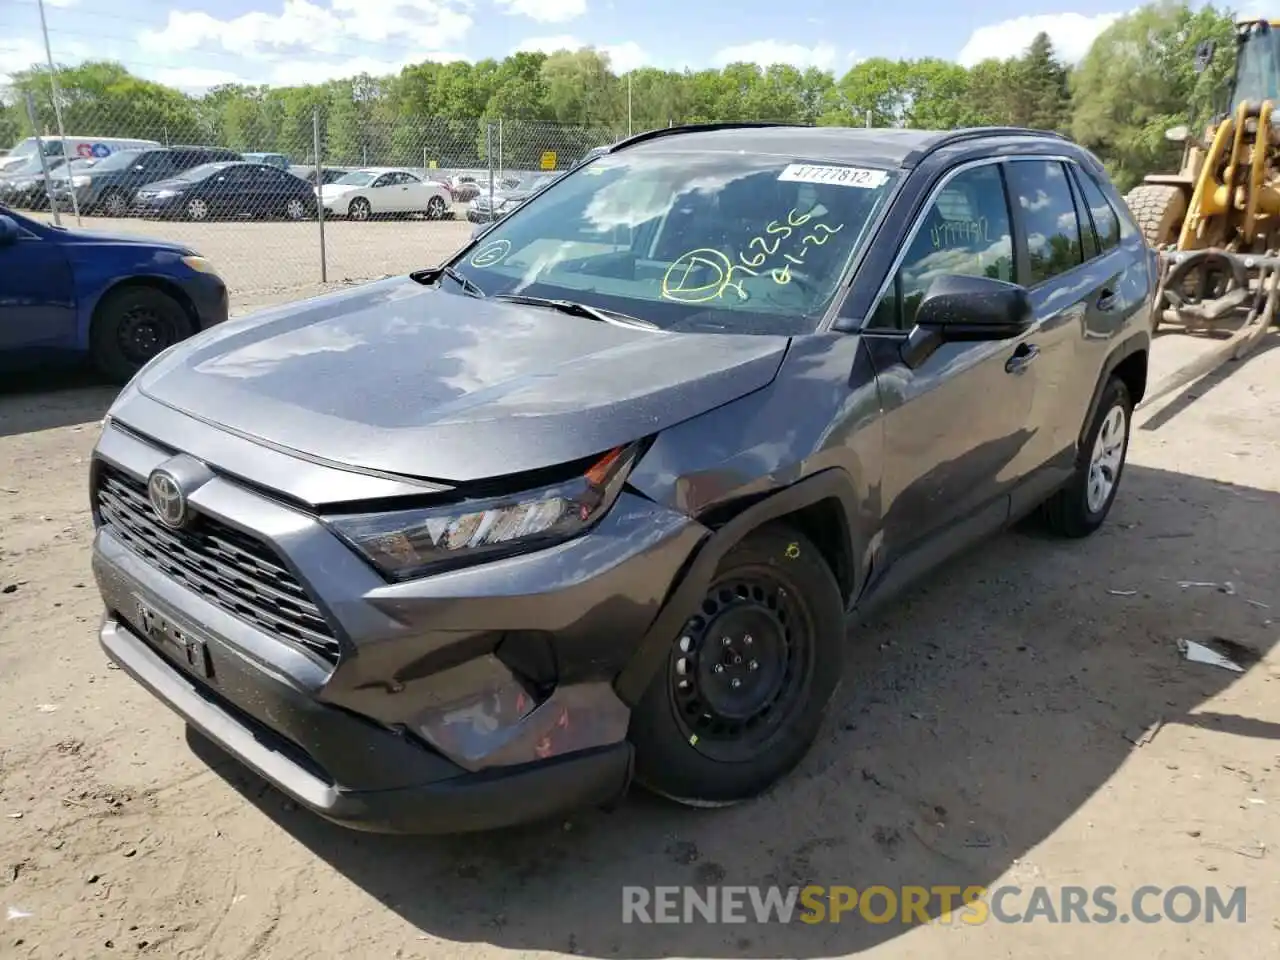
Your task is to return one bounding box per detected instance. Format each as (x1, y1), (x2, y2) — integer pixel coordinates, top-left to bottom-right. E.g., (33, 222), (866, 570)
(470, 239), (511, 268)
(778, 164), (888, 189)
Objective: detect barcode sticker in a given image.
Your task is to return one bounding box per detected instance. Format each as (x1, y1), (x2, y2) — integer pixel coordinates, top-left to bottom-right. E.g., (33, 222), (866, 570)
(777, 163), (889, 188)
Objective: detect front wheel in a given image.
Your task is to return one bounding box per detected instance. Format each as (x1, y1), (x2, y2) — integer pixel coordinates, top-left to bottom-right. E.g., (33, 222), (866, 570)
(185, 197), (210, 221)
(348, 197), (372, 221)
(629, 522), (845, 807)
(283, 197), (310, 220)
(89, 286), (196, 383)
(1041, 376), (1133, 537)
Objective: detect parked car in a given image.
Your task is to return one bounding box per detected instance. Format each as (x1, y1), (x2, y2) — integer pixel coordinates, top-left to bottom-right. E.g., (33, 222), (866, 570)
(290, 165), (353, 186)
(317, 167), (453, 220)
(242, 152), (290, 169)
(466, 172), (560, 223)
(51, 146), (243, 217)
(132, 161), (317, 221)
(0, 203), (228, 380)
(0, 156), (86, 209)
(88, 123), (1153, 835)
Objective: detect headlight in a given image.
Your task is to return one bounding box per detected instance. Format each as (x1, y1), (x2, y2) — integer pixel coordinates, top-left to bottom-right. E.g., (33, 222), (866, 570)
(71, 175), (91, 187)
(153, 188), (178, 198)
(181, 254), (215, 273)
(326, 443), (640, 581)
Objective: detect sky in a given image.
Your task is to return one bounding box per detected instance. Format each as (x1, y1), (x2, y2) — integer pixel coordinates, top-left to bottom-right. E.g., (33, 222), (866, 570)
(0, 0), (1190, 92)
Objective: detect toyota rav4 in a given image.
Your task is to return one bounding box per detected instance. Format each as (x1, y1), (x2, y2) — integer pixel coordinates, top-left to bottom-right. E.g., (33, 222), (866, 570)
(90, 123), (1154, 834)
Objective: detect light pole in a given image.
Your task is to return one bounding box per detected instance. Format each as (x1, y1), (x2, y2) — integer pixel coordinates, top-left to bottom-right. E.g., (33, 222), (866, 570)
(36, 0), (81, 224)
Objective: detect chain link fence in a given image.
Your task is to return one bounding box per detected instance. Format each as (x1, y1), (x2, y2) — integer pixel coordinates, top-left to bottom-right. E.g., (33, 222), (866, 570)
(2, 99), (626, 310)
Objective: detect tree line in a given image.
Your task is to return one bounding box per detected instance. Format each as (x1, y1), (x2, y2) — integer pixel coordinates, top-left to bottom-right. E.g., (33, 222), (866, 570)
(0, 1), (1240, 186)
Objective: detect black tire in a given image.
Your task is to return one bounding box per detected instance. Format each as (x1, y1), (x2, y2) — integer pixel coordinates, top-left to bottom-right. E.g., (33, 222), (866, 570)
(1123, 183), (1186, 249)
(1042, 376), (1133, 538)
(100, 189), (129, 218)
(89, 285), (195, 383)
(348, 197), (372, 221)
(425, 195), (448, 220)
(629, 522), (844, 806)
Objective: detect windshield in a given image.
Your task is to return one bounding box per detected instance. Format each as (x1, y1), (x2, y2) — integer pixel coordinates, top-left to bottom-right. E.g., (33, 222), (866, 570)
(516, 174), (556, 192)
(86, 149), (148, 172)
(1233, 27), (1280, 108)
(449, 150), (895, 335)
(334, 171), (376, 186)
(176, 162), (228, 181)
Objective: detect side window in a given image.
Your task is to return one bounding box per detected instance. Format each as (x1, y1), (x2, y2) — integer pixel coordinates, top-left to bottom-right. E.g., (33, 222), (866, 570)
(867, 164), (1014, 331)
(372, 174), (393, 188)
(400, 172), (421, 184)
(1067, 169), (1099, 261)
(1004, 160), (1083, 284)
(1074, 167), (1121, 252)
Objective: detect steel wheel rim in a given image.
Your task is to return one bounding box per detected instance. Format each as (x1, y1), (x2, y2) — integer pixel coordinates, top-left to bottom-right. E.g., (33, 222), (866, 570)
(188, 198), (208, 220)
(667, 565), (816, 762)
(287, 199), (306, 219)
(350, 199), (370, 220)
(1087, 402), (1127, 513)
(116, 305), (178, 365)
(428, 197), (446, 219)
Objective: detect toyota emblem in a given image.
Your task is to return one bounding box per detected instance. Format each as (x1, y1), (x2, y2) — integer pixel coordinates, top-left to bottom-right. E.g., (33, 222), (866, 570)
(147, 469), (188, 529)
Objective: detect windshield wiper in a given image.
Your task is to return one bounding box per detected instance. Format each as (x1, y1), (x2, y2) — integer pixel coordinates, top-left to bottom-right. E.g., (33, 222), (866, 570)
(490, 294), (658, 330)
(411, 264), (486, 297)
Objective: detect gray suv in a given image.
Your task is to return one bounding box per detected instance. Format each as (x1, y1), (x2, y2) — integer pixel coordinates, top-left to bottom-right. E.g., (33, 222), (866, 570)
(90, 123), (1154, 834)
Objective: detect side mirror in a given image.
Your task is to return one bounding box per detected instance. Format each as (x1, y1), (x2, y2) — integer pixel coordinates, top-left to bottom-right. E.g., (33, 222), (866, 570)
(1195, 40), (1216, 73)
(902, 274), (1032, 367)
(0, 215), (20, 247)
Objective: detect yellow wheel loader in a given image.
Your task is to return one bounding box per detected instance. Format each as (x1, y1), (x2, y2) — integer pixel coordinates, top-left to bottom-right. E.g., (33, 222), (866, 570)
(1124, 18), (1280, 407)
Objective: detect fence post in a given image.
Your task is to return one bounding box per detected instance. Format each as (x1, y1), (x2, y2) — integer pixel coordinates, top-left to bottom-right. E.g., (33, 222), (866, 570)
(313, 107), (327, 284)
(486, 122), (495, 213)
(498, 118), (503, 179)
(24, 93), (59, 227)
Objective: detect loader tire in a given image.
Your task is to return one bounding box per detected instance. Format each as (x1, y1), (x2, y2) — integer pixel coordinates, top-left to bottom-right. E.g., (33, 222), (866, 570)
(1124, 183), (1187, 249)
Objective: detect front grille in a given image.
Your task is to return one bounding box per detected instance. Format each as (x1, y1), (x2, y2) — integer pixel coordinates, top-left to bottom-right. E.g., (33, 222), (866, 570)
(95, 462), (342, 664)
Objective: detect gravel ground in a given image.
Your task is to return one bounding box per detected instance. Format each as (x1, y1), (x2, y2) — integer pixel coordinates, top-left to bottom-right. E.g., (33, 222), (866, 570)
(29, 211), (477, 312)
(0, 318), (1278, 958)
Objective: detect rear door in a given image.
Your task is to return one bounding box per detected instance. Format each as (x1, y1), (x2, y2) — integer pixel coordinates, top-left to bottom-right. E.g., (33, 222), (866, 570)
(1000, 158), (1118, 506)
(0, 217), (76, 353)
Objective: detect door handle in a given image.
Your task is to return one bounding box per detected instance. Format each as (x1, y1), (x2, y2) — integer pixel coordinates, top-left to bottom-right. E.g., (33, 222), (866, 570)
(1005, 342), (1040, 374)
(1097, 287), (1120, 311)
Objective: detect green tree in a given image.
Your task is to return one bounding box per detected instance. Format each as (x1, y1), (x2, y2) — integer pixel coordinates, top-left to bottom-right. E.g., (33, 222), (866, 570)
(1072, 1), (1236, 189)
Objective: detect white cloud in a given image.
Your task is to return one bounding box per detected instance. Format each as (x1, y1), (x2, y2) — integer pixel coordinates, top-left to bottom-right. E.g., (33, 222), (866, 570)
(138, 0), (472, 61)
(513, 34), (581, 54)
(494, 0), (587, 23)
(150, 67), (247, 91)
(711, 41), (839, 71)
(956, 12), (1123, 67)
(601, 42), (647, 73)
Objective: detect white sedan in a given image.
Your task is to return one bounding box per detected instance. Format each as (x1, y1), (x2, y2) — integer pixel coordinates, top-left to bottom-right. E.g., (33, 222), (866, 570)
(317, 167), (453, 220)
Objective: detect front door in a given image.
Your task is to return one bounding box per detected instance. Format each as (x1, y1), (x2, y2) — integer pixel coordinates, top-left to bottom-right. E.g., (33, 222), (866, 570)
(0, 218), (76, 353)
(859, 162), (1037, 584)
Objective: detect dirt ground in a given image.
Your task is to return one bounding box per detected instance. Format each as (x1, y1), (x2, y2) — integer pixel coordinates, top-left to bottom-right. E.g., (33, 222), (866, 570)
(1, 319), (1278, 958)
(29, 211), (476, 311)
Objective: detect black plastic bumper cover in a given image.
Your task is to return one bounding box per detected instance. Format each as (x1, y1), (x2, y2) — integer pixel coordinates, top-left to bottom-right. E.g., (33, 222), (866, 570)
(100, 616), (634, 834)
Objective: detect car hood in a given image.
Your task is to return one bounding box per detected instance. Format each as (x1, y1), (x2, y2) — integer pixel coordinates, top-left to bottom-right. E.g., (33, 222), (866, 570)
(39, 220), (191, 251)
(133, 276), (790, 483)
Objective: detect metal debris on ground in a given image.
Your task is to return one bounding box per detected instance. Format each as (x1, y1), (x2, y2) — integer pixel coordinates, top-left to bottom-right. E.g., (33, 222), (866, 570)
(1108, 589), (1138, 596)
(1176, 637), (1262, 673)
(1125, 718), (1165, 747)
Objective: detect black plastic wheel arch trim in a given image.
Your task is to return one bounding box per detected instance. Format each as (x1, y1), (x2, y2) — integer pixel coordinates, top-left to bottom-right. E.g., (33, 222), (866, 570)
(613, 467), (861, 707)
(1076, 330), (1149, 460)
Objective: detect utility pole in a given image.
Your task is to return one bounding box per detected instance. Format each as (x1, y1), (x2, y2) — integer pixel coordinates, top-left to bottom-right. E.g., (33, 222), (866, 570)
(36, 0), (80, 225)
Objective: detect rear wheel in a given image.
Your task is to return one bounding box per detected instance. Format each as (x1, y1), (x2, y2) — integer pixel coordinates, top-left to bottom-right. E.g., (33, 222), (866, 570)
(283, 197), (309, 220)
(425, 195), (448, 220)
(1124, 183), (1187, 248)
(629, 523), (845, 806)
(1041, 376), (1133, 538)
(89, 285), (195, 383)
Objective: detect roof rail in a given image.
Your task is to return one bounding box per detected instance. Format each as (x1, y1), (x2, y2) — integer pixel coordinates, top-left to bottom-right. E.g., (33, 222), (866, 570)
(904, 126), (1072, 167)
(607, 121), (809, 154)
